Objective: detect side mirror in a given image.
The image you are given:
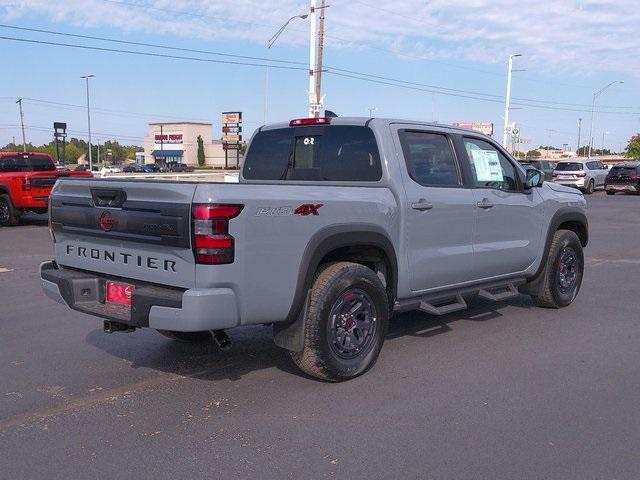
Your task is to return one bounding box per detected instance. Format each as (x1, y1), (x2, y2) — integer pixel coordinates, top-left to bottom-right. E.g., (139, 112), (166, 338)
(525, 168), (544, 189)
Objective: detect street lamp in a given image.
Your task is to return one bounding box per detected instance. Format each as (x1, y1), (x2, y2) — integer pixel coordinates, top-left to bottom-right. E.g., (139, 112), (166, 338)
(502, 53), (522, 150)
(587, 80), (623, 158)
(264, 14), (308, 123)
(368, 107), (377, 117)
(81, 74), (95, 170)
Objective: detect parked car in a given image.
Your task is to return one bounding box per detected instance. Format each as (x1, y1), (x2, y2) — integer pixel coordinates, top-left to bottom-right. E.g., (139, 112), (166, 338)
(40, 117), (588, 381)
(166, 161), (194, 173)
(74, 164), (90, 172)
(551, 159), (608, 194)
(99, 165), (122, 176)
(0, 151), (92, 226)
(142, 164), (163, 173)
(123, 163), (145, 173)
(519, 159), (556, 181)
(605, 161), (640, 195)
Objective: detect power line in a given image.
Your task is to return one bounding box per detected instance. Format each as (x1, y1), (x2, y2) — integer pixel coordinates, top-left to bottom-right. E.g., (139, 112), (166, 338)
(0, 35), (309, 71)
(0, 24), (306, 66)
(1, 31), (637, 116)
(325, 71), (640, 115)
(1, 24), (631, 111)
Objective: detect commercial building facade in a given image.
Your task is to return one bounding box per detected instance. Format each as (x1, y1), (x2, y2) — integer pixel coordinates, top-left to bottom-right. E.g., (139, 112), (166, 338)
(143, 122), (228, 168)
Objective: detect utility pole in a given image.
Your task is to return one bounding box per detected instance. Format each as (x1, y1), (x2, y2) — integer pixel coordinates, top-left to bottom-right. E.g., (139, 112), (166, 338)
(502, 54), (521, 150)
(81, 74), (95, 170)
(308, 0), (318, 118)
(314, 0), (326, 117)
(16, 98), (26, 152)
(577, 118), (582, 156)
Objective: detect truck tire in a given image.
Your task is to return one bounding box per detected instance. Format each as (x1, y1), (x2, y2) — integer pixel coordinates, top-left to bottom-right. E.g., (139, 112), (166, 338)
(156, 330), (212, 343)
(532, 230), (584, 309)
(0, 194), (19, 226)
(290, 262), (389, 382)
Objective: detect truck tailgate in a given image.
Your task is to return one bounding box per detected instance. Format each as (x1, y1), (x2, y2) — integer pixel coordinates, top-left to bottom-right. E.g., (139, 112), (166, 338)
(50, 179), (197, 289)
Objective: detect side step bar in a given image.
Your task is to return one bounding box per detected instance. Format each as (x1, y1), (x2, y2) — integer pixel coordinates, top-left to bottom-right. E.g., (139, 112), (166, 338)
(395, 278), (526, 316)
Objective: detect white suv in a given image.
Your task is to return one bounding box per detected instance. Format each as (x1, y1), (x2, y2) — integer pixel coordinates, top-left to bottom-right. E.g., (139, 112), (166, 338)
(552, 159), (608, 194)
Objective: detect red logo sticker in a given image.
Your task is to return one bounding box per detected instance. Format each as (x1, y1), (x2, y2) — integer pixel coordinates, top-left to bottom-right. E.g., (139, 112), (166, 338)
(294, 204), (323, 216)
(99, 211), (116, 232)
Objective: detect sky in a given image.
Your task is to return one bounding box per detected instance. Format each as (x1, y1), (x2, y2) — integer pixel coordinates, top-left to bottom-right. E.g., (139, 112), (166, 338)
(1, 0), (639, 152)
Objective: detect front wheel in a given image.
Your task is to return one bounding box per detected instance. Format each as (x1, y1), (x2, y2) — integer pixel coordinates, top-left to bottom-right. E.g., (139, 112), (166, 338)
(606, 190), (615, 196)
(532, 230), (584, 308)
(290, 262), (389, 382)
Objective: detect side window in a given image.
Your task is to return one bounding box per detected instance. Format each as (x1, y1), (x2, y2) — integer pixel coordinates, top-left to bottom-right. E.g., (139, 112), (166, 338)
(463, 137), (520, 191)
(398, 130), (460, 187)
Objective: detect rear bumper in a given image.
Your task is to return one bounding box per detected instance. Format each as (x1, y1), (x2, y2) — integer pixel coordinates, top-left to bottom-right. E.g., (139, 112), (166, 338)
(553, 178), (585, 188)
(40, 261), (239, 331)
(606, 184), (638, 192)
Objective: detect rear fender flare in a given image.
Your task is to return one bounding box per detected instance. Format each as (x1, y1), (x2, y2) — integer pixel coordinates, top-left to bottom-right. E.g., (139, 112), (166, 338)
(273, 224), (397, 352)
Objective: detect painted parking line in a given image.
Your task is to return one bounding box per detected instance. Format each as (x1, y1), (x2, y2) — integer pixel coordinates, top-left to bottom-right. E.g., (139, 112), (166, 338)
(0, 267), (14, 273)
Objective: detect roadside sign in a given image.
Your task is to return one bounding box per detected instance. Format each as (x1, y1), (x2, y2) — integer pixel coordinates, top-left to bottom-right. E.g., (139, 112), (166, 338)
(222, 112), (242, 124)
(223, 134), (241, 143)
(222, 125), (242, 134)
(223, 143), (240, 151)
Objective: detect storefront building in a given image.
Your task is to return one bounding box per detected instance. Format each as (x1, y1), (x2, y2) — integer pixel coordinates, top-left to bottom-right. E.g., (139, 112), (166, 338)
(143, 122), (227, 167)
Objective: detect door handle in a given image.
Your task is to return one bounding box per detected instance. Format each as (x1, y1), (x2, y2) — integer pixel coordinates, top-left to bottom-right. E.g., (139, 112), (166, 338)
(411, 199), (433, 211)
(476, 198), (494, 209)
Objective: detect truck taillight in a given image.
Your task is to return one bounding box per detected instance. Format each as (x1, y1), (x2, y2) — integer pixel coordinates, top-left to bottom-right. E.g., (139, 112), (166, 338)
(192, 203), (243, 265)
(22, 177), (32, 191)
(576, 172), (586, 177)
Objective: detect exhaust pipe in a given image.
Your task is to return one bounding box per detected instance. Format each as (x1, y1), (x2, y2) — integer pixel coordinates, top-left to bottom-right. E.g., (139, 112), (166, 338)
(212, 329), (232, 351)
(104, 320), (136, 334)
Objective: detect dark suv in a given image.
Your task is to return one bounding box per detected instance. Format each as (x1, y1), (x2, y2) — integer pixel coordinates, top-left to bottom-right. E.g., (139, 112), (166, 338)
(605, 161), (640, 195)
(519, 159), (556, 181)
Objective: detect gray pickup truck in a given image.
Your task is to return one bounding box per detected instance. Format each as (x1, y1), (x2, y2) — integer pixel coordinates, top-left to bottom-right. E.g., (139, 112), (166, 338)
(40, 117), (588, 381)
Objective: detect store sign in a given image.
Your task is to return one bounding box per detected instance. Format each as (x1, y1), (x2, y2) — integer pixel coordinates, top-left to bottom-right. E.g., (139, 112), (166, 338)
(223, 143), (240, 150)
(154, 132), (183, 144)
(222, 112), (242, 124)
(452, 122), (494, 136)
(223, 134), (241, 143)
(222, 125), (242, 134)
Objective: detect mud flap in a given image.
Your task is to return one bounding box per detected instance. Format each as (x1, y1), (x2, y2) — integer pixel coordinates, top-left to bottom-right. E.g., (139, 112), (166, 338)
(273, 291), (310, 352)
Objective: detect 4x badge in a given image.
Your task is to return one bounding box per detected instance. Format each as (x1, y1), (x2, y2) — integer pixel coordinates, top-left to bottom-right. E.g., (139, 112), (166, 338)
(255, 204), (323, 217)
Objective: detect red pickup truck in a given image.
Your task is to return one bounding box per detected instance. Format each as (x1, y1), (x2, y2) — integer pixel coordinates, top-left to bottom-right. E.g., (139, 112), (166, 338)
(0, 151), (92, 226)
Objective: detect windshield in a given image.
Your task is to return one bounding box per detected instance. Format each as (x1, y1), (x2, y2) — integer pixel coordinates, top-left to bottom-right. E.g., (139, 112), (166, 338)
(243, 125), (382, 181)
(555, 162), (583, 171)
(0, 154), (55, 172)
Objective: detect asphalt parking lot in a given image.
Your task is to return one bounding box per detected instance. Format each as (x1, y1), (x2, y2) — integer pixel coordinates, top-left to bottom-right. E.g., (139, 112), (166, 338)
(1, 192), (639, 479)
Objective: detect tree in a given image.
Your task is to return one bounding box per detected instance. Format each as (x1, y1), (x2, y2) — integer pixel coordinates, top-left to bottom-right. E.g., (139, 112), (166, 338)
(625, 135), (640, 159)
(526, 149), (541, 159)
(197, 135), (205, 167)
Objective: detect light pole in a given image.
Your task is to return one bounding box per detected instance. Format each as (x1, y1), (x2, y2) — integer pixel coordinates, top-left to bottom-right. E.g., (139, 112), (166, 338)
(368, 107), (377, 117)
(81, 74), (95, 170)
(16, 98), (26, 152)
(264, 13), (308, 124)
(588, 80), (623, 158)
(601, 131), (610, 154)
(502, 53), (522, 150)
(577, 118), (582, 156)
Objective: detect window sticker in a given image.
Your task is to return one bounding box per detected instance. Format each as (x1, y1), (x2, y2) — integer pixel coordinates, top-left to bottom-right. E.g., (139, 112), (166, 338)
(470, 149), (503, 182)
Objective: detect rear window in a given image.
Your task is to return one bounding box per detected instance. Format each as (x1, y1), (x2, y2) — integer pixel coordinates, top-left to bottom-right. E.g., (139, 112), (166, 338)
(0, 154), (55, 172)
(243, 126), (382, 181)
(555, 162), (583, 171)
(609, 166), (638, 175)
